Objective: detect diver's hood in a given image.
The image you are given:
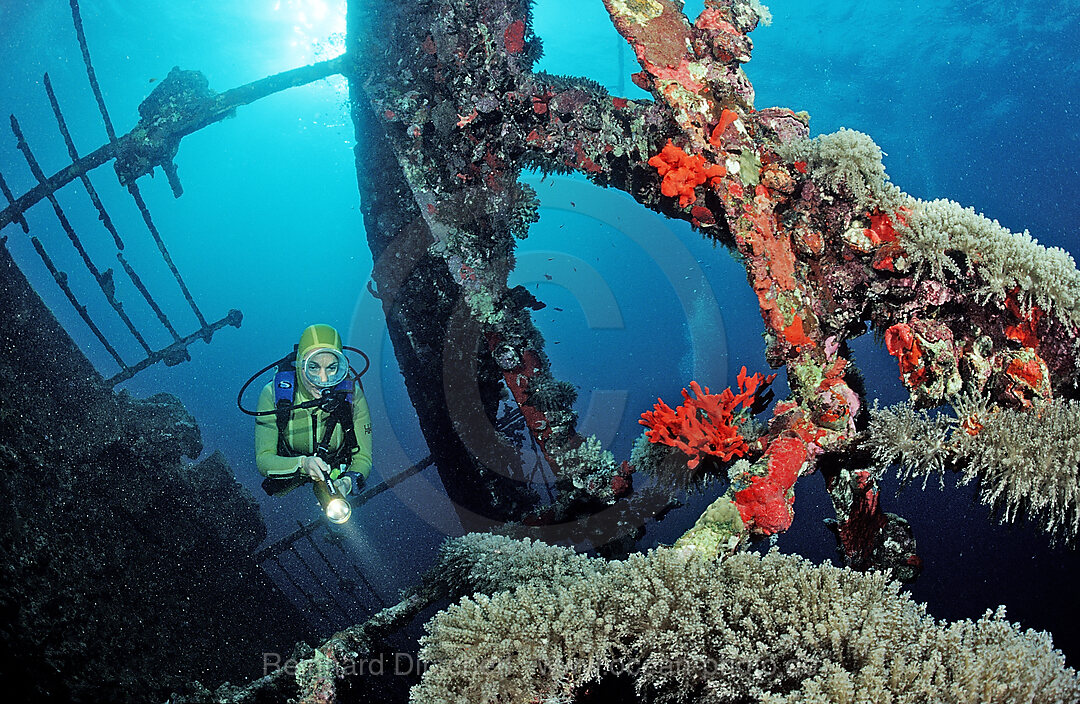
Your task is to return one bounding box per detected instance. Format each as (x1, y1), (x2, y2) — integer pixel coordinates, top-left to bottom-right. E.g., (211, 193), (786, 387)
(296, 324), (348, 389)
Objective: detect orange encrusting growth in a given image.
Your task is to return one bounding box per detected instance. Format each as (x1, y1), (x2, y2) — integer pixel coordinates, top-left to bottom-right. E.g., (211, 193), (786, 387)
(733, 435), (806, 533)
(648, 140), (727, 207)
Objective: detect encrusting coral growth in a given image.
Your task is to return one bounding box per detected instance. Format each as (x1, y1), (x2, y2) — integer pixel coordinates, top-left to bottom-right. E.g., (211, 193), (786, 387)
(867, 397), (1080, 541)
(550, 434), (627, 505)
(412, 534), (1080, 704)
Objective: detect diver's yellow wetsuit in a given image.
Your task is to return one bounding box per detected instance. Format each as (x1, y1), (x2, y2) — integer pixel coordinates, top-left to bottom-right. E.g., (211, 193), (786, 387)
(254, 325), (373, 488)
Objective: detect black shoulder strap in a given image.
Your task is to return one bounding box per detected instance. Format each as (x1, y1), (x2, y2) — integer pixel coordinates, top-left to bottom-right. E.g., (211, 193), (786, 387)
(319, 390), (359, 467)
(274, 349), (300, 457)
(276, 399), (296, 457)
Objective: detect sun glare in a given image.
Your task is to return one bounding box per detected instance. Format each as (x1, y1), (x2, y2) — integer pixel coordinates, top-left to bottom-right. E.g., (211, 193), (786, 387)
(272, 0), (347, 65)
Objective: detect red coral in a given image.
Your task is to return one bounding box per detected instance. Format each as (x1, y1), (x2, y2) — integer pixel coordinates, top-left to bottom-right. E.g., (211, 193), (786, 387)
(871, 242), (905, 272)
(694, 8), (738, 33)
(866, 209), (900, 244)
(782, 314), (815, 348)
(1004, 288), (1043, 348)
(648, 140), (727, 207)
(884, 323), (926, 388)
(1003, 352), (1051, 407)
(708, 108), (740, 149)
(1008, 358), (1044, 388)
(733, 435), (805, 534)
(639, 367), (775, 469)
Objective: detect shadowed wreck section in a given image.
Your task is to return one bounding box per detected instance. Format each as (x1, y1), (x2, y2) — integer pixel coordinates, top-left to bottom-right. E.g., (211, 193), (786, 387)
(0, 242), (311, 703)
(349, 0), (646, 539)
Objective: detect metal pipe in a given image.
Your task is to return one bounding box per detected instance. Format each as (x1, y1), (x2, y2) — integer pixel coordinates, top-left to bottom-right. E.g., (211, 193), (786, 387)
(105, 307), (242, 386)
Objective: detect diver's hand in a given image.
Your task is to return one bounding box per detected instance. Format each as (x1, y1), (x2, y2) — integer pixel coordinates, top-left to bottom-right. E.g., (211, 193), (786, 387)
(300, 455), (331, 481)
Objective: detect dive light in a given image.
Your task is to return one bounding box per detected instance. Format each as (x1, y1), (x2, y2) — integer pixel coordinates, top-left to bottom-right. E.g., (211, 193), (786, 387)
(313, 477), (352, 524)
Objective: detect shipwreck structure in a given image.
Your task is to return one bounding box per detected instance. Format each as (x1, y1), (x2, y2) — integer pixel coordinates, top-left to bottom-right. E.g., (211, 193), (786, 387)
(347, 0), (1080, 572)
(3, 0), (1080, 701)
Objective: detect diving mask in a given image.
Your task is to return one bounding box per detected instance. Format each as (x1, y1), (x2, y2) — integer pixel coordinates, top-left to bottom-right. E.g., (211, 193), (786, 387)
(301, 347), (349, 389)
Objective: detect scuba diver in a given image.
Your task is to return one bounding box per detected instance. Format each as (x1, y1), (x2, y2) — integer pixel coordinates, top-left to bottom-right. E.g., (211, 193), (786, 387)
(240, 324), (372, 523)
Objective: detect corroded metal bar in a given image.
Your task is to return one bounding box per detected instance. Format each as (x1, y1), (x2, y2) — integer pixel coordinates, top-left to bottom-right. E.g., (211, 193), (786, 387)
(10, 114), (153, 355)
(267, 554), (323, 629)
(43, 72), (123, 249)
(255, 519), (322, 563)
(116, 251), (182, 340)
(213, 54), (346, 113)
(302, 531), (363, 607)
(287, 523), (355, 626)
(0, 170), (29, 233)
(125, 181), (209, 331)
(69, 0), (118, 144)
(30, 236), (128, 371)
(323, 533), (390, 610)
(104, 307), (242, 386)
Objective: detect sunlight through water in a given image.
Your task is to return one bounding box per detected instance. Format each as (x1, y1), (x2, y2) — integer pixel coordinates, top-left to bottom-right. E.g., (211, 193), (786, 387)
(271, 0), (347, 93)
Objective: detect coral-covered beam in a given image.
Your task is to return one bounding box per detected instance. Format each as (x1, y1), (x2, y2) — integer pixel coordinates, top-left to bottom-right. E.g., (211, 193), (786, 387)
(598, 0), (931, 571)
(359, 0), (1079, 563)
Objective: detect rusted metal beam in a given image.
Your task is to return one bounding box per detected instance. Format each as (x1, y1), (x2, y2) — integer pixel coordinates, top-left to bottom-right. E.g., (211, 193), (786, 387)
(104, 307), (242, 386)
(30, 236), (129, 371)
(1, 55), (347, 231)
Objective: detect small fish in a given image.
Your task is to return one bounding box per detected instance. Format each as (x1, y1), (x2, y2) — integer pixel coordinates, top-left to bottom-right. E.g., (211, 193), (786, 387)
(544, 274), (552, 280)
(149, 77), (157, 83)
(553, 307), (563, 312)
(570, 201), (576, 207)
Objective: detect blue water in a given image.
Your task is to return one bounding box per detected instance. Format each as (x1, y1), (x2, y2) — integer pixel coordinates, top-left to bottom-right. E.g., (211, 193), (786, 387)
(2, 0), (1079, 668)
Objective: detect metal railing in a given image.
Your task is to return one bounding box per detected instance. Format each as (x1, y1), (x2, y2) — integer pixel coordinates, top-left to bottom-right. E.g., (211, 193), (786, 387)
(255, 456), (435, 631)
(0, 0), (252, 386)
